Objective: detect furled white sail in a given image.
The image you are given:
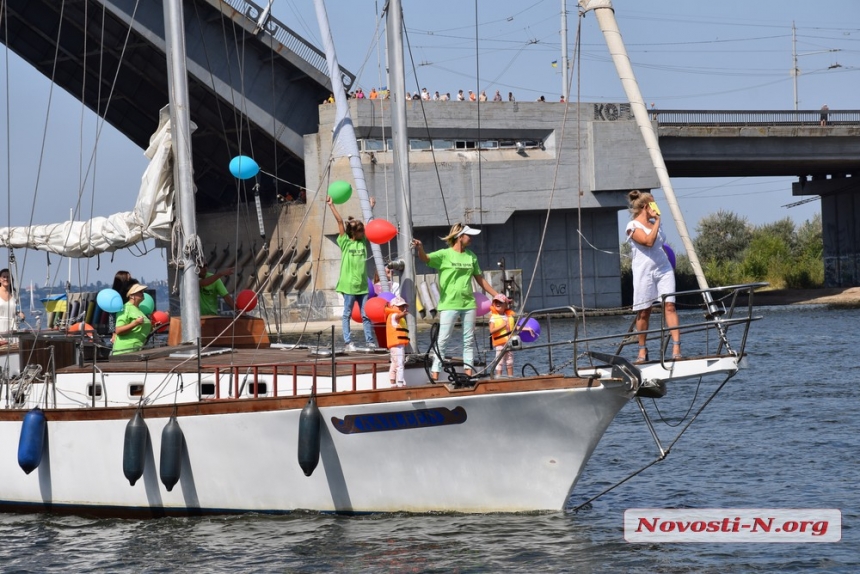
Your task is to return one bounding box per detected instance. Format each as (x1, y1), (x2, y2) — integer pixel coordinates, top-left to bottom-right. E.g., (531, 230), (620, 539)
(0, 107), (176, 258)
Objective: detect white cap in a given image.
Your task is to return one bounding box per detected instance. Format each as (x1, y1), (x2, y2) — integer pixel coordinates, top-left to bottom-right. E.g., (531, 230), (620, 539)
(456, 225), (481, 238)
(390, 296), (408, 307)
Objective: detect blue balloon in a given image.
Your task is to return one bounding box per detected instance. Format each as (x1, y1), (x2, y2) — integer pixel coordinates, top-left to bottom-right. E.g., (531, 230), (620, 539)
(229, 155), (260, 180)
(97, 289), (124, 313)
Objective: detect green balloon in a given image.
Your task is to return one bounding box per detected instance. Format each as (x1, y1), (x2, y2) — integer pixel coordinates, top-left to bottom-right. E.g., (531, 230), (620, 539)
(139, 292), (155, 316)
(328, 180), (352, 204)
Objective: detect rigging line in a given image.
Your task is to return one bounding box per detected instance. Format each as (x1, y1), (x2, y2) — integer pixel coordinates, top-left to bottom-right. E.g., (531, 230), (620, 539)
(3, 0), (11, 249)
(401, 17), (450, 226)
(574, 12), (587, 337)
(293, 160), (335, 346)
(20, 0), (69, 279)
(78, 0), (88, 287)
(192, 1), (236, 164)
(518, 16), (581, 312)
(41, 0), (143, 293)
(374, 0), (392, 257)
(258, 170), (315, 192)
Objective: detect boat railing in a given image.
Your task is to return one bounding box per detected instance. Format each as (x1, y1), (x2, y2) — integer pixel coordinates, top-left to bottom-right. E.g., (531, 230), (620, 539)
(495, 283), (765, 379)
(209, 360), (383, 399)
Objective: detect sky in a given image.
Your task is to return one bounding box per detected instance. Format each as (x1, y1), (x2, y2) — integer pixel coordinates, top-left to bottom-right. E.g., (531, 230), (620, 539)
(0, 0), (857, 286)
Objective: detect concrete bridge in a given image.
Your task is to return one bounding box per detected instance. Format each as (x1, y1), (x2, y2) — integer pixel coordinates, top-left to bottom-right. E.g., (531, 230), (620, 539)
(653, 109), (860, 287)
(1, 0), (354, 208)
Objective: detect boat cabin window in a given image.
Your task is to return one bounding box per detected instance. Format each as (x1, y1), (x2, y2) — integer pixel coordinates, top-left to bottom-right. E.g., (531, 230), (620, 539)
(87, 383), (103, 398)
(200, 383), (216, 397)
(128, 384), (144, 397)
(246, 382), (268, 396)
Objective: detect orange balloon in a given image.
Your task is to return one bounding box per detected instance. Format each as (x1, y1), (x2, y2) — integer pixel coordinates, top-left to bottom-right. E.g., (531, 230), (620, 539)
(365, 219), (397, 244)
(69, 322), (95, 338)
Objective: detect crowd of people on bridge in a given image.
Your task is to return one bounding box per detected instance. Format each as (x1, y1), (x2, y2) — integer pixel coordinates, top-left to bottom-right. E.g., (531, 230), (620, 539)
(324, 88), (566, 105)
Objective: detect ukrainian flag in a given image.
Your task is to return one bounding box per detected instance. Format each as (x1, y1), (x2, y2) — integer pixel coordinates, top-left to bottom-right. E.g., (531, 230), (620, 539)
(551, 60), (558, 68)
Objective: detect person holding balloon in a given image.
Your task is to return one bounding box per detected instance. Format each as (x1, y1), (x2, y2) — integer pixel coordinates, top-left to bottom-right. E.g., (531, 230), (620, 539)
(626, 190), (680, 363)
(412, 223), (500, 381)
(112, 283), (152, 355)
(326, 195), (377, 351)
(198, 261), (236, 316)
(488, 293), (534, 377)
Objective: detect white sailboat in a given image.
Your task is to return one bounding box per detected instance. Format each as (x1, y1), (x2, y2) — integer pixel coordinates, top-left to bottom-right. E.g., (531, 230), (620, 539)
(0, 0), (761, 515)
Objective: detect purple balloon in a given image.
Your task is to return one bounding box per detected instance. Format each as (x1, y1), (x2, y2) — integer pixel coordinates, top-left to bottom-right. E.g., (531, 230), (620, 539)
(378, 291), (396, 302)
(367, 278), (377, 297)
(474, 292), (491, 317)
(517, 317), (541, 343)
(663, 244), (676, 270)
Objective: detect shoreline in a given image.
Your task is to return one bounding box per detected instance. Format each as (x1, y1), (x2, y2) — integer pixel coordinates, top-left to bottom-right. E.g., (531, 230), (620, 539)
(743, 286), (860, 308)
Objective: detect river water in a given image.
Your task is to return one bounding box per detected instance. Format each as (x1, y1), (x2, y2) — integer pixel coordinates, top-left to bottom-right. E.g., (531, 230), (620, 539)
(0, 305), (857, 572)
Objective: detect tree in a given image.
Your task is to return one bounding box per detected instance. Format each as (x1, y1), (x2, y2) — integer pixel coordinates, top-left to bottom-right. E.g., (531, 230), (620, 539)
(694, 210), (752, 264)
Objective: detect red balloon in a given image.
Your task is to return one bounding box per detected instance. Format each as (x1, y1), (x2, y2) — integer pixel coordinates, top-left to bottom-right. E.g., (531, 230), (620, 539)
(152, 310), (170, 333)
(365, 297), (389, 323)
(365, 219), (397, 244)
(236, 289), (258, 312)
(351, 301), (362, 323)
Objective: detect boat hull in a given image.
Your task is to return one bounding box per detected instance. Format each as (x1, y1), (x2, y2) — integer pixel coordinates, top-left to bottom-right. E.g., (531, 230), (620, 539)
(0, 379), (632, 515)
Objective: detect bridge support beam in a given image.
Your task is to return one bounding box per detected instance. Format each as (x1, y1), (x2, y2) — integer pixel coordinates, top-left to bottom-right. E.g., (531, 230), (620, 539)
(794, 175), (860, 287)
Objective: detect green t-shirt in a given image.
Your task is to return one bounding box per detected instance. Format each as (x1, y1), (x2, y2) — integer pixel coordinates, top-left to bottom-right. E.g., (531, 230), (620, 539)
(335, 234), (370, 295)
(113, 301), (152, 355)
(426, 247), (481, 310)
(200, 272), (228, 316)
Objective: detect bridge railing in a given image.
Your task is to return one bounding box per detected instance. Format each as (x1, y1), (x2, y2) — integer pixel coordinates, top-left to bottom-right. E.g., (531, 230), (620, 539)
(219, 0), (356, 90)
(653, 109), (860, 127)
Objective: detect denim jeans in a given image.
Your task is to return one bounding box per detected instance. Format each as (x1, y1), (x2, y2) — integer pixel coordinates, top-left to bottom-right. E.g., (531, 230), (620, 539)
(432, 309), (476, 375)
(341, 293), (375, 345)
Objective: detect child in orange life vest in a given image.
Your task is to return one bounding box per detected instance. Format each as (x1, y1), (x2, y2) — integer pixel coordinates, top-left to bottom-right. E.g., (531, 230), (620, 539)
(385, 296), (410, 387)
(488, 294), (530, 377)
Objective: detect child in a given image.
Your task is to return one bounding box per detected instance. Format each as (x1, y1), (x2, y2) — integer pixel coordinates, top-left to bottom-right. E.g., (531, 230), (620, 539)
(488, 294), (517, 377)
(385, 296), (409, 387)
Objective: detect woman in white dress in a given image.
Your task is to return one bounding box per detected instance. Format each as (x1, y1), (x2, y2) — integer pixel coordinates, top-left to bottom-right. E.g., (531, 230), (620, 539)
(626, 191), (681, 363)
(0, 268), (24, 346)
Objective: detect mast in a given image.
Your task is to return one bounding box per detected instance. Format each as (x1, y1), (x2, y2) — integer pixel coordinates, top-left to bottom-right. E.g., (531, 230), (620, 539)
(579, 0), (717, 312)
(163, 0), (201, 341)
(792, 21), (799, 111)
(385, 0), (418, 350)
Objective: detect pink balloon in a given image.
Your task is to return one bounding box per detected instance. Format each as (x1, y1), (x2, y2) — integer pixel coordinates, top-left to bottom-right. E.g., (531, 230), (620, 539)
(474, 292), (491, 316)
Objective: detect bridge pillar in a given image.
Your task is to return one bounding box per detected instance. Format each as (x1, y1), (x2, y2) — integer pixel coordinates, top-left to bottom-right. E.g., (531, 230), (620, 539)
(794, 175), (860, 287)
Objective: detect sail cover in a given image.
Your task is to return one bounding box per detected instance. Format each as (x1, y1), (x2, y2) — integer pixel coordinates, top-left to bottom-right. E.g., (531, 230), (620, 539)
(0, 107), (175, 258)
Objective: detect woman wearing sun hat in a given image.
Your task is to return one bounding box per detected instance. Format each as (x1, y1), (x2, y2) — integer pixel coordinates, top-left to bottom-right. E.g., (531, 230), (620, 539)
(412, 222), (500, 381)
(112, 283), (152, 355)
